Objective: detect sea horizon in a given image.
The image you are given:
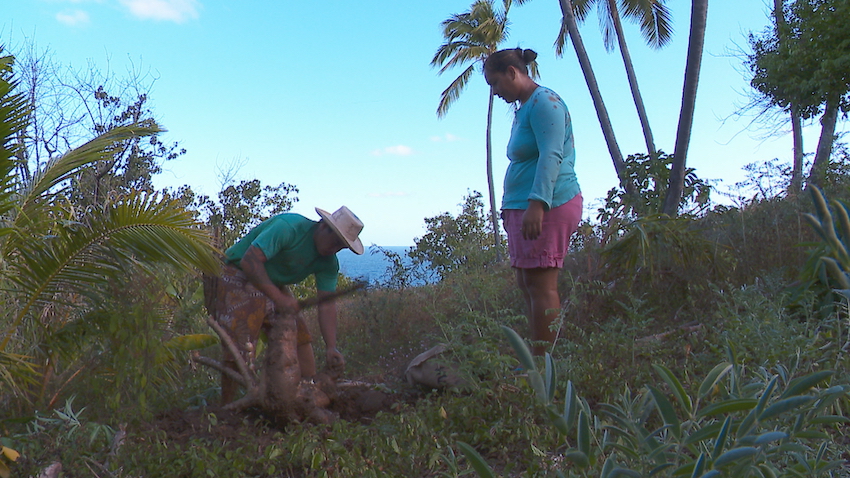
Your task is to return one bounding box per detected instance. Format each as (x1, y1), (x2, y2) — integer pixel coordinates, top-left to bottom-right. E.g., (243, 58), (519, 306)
(337, 246), (432, 286)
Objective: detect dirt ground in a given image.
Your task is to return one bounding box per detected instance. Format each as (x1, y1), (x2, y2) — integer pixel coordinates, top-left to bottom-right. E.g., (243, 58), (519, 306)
(143, 351), (427, 447)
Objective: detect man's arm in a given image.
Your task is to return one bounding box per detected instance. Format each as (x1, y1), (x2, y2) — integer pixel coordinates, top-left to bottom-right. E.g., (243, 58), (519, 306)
(239, 245), (300, 313)
(317, 290), (344, 372)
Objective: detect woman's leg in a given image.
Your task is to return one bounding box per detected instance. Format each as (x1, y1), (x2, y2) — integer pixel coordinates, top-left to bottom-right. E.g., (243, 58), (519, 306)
(518, 267), (561, 356)
(514, 268), (531, 312)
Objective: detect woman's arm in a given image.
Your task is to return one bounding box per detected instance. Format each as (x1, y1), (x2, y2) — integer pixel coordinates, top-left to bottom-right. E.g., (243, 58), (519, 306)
(528, 90), (568, 209)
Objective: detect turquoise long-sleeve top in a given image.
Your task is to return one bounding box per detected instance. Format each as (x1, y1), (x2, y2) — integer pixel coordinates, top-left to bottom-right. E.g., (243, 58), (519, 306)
(502, 86), (580, 211)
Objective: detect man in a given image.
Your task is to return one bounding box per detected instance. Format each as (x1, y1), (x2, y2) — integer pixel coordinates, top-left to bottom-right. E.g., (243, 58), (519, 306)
(206, 206), (364, 404)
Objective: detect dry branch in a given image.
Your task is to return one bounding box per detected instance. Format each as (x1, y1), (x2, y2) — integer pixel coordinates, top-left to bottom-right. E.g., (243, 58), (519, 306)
(296, 281), (366, 310)
(205, 316), (257, 389)
(191, 353), (245, 386)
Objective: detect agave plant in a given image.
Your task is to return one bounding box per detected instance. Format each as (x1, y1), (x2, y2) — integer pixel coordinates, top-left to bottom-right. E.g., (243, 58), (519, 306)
(801, 186), (850, 295)
(457, 326), (849, 477)
(0, 51), (220, 408)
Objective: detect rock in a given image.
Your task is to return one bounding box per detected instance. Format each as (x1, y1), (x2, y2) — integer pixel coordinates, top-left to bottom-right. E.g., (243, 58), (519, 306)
(404, 344), (467, 390)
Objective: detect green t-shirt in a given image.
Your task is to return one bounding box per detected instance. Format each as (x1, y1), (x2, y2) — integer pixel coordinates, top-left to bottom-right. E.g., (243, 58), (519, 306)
(224, 214), (339, 292)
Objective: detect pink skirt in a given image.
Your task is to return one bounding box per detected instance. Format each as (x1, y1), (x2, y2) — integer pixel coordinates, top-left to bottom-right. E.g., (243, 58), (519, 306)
(503, 194), (582, 269)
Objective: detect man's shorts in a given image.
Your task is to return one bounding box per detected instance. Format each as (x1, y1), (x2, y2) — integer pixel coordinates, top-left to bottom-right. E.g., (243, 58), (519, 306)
(204, 263), (313, 358)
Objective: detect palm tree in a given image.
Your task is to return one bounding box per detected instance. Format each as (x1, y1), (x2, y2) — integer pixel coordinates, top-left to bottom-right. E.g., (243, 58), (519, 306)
(662, 0), (708, 215)
(0, 52), (220, 406)
(528, 0), (634, 193)
(432, 0), (513, 261)
(571, 0), (673, 156)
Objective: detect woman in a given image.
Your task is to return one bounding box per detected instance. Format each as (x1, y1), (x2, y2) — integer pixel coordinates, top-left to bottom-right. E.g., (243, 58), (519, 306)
(484, 48), (582, 356)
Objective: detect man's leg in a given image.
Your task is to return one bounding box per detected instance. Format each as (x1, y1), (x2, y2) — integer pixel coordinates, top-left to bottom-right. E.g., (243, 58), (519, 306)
(221, 358), (239, 404)
(295, 316), (316, 377)
(216, 265), (268, 405)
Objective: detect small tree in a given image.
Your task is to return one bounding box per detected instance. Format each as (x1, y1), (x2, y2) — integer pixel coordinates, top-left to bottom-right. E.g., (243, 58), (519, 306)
(747, 0), (850, 187)
(189, 178), (299, 248)
(409, 191), (503, 280)
(0, 51), (219, 413)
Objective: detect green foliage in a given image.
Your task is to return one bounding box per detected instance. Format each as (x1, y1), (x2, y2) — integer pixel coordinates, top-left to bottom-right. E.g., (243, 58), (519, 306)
(69, 88), (186, 209)
(7, 397), (118, 474)
(590, 214), (733, 333)
(0, 440), (19, 478)
(459, 326), (850, 478)
(432, 0), (511, 117)
(0, 52), (219, 413)
(598, 151), (711, 230)
(409, 191), (503, 280)
(801, 186), (850, 290)
(748, 0), (850, 118)
(191, 178), (300, 248)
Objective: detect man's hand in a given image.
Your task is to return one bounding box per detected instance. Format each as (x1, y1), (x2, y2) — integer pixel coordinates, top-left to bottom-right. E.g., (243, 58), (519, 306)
(274, 294), (300, 315)
(241, 246), (301, 315)
(326, 347), (345, 373)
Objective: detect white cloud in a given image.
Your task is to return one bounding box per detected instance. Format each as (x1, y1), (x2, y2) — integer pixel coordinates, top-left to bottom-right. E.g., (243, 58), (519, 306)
(367, 192), (409, 198)
(119, 0), (200, 22)
(370, 144), (414, 157)
(56, 9), (90, 26)
(429, 133), (462, 142)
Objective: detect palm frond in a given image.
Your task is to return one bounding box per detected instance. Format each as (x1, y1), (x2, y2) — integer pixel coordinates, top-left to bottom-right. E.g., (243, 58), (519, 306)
(0, 350), (38, 402)
(0, 54), (28, 224)
(599, 0), (617, 51)
(1, 191), (219, 351)
(555, 17), (571, 57)
(15, 121), (162, 229)
(622, 0), (674, 49)
(572, 0), (594, 22)
(438, 46), (490, 75)
(528, 60), (541, 80)
(433, 0), (509, 117)
(438, 66), (475, 118)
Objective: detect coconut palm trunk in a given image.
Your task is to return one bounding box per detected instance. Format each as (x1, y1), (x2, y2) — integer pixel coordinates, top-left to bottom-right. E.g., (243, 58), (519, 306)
(662, 0), (708, 216)
(607, 0), (657, 156)
(485, 87), (502, 261)
(556, 0), (631, 192)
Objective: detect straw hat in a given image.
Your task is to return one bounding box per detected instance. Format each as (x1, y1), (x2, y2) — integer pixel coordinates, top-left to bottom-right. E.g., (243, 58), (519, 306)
(315, 206), (365, 255)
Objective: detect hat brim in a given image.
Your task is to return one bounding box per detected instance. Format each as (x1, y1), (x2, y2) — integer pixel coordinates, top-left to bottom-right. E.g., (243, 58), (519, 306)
(316, 207), (365, 255)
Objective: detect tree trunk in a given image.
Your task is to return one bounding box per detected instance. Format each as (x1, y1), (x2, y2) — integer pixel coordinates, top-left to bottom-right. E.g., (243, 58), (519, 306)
(608, 0), (656, 156)
(663, 0), (708, 216)
(485, 87), (502, 262)
(557, 0), (631, 194)
(774, 0), (804, 195)
(788, 106), (804, 194)
(261, 313), (333, 424)
(197, 285), (364, 424)
(807, 98), (839, 187)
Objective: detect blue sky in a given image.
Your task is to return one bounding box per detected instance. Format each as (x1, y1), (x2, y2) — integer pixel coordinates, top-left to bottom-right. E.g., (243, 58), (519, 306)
(5, 0), (846, 246)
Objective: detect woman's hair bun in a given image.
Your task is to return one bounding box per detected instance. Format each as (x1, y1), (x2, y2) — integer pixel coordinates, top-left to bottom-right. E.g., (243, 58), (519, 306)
(521, 48), (538, 64)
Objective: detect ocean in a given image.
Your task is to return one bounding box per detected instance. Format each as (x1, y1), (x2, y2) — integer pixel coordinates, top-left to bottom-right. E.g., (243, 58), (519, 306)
(337, 246), (431, 285)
